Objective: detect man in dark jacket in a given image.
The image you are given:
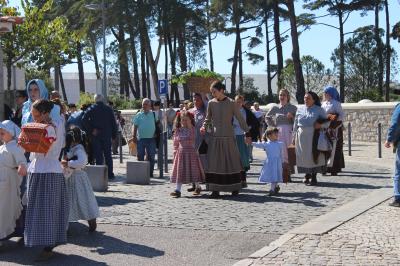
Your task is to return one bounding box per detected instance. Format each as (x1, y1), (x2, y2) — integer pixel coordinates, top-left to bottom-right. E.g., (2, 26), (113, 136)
(82, 94), (118, 180)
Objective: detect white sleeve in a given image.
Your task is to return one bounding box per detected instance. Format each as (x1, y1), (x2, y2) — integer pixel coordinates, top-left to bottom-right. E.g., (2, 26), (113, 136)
(68, 147), (88, 169)
(252, 142), (266, 149)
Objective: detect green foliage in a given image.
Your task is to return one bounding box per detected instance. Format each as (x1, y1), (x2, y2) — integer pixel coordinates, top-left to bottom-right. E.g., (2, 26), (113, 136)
(331, 25), (398, 102)
(172, 69), (224, 85)
(281, 56), (333, 101)
(77, 92), (94, 108)
(393, 22), (400, 43)
(107, 94), (142, 110)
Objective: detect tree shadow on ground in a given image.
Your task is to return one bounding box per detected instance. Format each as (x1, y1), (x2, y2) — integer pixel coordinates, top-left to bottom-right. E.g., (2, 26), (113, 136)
(339, 170), (391, 178)
(316, 182), (387, 189)
(68, 223), (164, 258)
(0, 241), (107, 266)
(95, 196), (145, 207)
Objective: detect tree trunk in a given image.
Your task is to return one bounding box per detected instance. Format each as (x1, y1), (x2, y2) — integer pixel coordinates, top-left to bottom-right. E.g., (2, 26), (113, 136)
(384, 0), (390, 101)
(206, 0), (214, 71)
(374, 3), (384, 98)
(138, 0), (159, 98)
(140, 36), (147, 98)
(265, 10), (273, 101)
(89, 33), (101, 80)
(58, 66), (68, 102)
(6, 58), (12, 90)
(273, 1), (283, 88)
(76, 41), (85, 93)
(338, 11), (345, 103)
(286, 0), (305, 104)
(127, 26), (141, 99)
(177, 29), (190, 99)
(168, 32), (180, 106)
(231, 22), (240, 95)
(238, 34), (244, 93)
(54, 65), (60, 91)
(146, 56), (151, 98)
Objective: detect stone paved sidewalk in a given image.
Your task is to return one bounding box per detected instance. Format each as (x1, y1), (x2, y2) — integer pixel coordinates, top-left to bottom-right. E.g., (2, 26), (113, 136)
(243, 198), (400, 266)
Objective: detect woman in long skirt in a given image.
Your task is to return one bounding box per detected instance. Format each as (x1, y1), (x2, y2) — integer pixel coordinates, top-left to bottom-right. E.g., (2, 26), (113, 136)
(23, 99), (68, 261)
(265, 89), (297, 179)
(294, 92), (328, 186)
(322, 86), (345, 175)
(233, 95), (250, 188)
(200, 81), (250, 198)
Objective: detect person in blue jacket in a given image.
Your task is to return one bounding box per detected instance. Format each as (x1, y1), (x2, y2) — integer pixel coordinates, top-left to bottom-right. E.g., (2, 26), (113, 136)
(385, 103), (400, 207)
(82, 94), (117, 180)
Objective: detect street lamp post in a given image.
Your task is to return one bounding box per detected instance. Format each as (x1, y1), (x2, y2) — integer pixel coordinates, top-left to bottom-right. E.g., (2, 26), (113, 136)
(86, 0), (107, 98)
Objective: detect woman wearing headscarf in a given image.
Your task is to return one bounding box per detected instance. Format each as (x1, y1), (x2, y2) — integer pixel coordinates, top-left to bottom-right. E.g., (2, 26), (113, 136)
(322, 86), (345, 175)
(266, 89), (297, 179)
(293, 91), (328, 186)
(21, 79), (61, 126)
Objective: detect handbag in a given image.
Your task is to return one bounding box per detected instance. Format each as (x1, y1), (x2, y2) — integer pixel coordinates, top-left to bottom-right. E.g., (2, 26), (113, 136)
(198, 139), (208, 154)
(317, 131), (332, 152)
(287, 145), (296, 166)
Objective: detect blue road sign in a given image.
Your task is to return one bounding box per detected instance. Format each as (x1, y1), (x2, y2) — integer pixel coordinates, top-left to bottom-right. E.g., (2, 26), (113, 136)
(158, 79), (168, 96)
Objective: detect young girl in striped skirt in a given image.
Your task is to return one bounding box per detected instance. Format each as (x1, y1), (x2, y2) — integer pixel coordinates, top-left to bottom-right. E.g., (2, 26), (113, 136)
(170, 111), (205, 198)
(62, 127), (99, 232)
(23, 99), (68, 261)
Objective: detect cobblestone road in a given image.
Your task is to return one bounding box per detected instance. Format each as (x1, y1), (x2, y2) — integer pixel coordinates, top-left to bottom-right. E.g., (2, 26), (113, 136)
(252, 199), (400, 266)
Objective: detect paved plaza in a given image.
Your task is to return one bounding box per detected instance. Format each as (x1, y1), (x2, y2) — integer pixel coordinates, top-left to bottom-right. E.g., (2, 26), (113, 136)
(0, 142), (396, 265)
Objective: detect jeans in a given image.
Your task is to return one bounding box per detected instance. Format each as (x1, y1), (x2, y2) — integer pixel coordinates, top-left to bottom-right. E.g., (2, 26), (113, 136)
(167, 124), (173, 139)
(137, 138), (156, 177)
(92, 136), (114, 179)
(394, 147), (400, 201)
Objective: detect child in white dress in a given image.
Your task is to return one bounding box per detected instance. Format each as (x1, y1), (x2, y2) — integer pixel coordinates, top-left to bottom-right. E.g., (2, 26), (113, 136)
(252, 127), (284, 196)
(62, 127), (99, 232)
(0, 120), (27, 244)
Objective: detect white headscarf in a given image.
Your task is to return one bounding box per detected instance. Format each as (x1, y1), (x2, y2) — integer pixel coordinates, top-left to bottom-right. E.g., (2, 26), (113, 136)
(0, 120), (21, 138)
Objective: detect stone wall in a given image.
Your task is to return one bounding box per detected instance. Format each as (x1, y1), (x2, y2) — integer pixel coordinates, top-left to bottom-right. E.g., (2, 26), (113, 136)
(120, 102), (398, 142)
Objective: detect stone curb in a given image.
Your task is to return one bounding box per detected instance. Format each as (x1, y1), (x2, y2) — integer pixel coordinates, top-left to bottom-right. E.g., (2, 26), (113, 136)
(233, 187), (393, 266)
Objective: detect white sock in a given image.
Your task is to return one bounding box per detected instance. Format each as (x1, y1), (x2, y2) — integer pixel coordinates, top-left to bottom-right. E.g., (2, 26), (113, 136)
(176, 183), (182, 192)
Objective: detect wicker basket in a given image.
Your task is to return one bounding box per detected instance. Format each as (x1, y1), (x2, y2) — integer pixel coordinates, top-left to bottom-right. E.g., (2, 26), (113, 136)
(18, 123), (54, 154)
(186, 76), (219, 94)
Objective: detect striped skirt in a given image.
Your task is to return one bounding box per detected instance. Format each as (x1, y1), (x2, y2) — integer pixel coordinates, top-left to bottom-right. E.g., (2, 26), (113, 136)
(66, 170), (100, 222)
(24, 173), (69, 247)
(171, 147), (205, 184)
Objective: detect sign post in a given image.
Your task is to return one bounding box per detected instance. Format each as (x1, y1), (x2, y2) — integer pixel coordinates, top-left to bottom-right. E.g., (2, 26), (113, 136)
(158, 79), (168, 176)
(158, 80), (168, 178)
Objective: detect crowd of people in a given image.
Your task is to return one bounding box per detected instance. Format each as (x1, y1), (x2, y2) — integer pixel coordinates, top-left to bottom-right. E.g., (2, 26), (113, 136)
(0, 79), (120, 261)
(9, 75), (400, 262)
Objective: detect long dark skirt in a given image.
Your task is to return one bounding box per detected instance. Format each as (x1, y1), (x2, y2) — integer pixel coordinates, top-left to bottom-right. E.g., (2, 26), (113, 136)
(328, 126), (345, 174)
(24, 173), (69, 247)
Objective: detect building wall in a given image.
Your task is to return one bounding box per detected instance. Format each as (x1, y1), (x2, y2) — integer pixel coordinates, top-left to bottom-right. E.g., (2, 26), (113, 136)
(119, 102), (398, 143)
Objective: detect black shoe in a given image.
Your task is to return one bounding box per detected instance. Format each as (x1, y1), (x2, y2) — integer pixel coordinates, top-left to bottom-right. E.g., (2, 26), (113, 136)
(303, 174), (311, 184)
(170, 190), (181, 198)
(274, 185), (280, 193)
(308, 175), (318, 186)
(231, 190), (239, 196)
(187, 185), (196, 192)
(389, 200), (400, 207)
(209, 191), (220, 198)
(108, 174), (115, 180)
(241, 181), (248, 188)
(88, 219), (97, 232)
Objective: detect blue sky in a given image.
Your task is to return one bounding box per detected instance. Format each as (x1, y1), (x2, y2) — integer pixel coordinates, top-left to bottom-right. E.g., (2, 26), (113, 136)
(6, 0), (400, 81)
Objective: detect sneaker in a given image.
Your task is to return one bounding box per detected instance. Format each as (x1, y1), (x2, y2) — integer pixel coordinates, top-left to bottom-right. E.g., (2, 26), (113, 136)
(170, 190), (181, 198)
(193, 187), (202, 196)
(389, 200), (400, 207)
